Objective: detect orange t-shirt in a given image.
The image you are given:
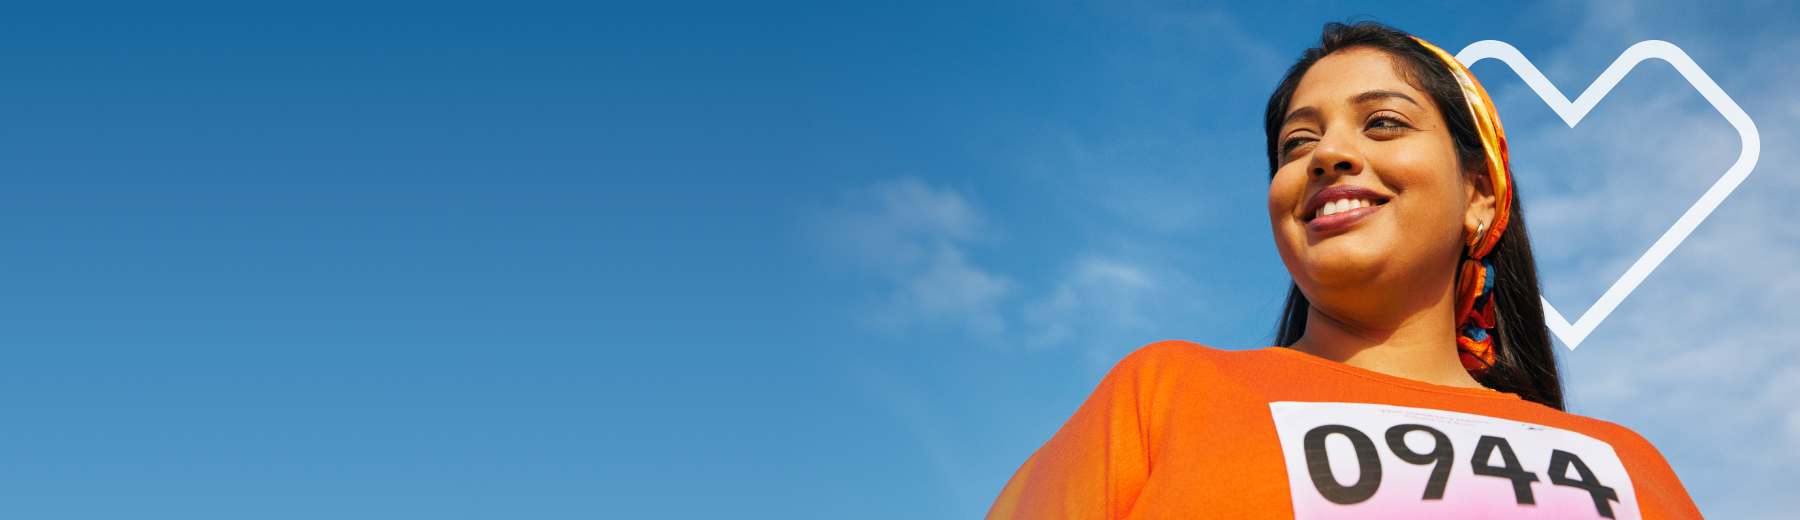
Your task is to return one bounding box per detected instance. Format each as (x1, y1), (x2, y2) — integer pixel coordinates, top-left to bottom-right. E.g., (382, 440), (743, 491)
(986, 341), (1700, 520)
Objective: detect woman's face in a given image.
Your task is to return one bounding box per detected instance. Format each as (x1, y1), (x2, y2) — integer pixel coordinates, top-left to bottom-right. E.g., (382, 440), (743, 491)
(1269, 47), (1494, 320)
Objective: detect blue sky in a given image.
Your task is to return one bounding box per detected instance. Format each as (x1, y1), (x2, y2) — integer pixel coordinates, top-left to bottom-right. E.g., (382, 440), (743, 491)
(0, 1), (1794, 518)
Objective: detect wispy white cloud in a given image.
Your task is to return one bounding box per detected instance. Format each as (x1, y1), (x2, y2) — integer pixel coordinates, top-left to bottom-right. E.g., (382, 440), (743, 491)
(1024, 258), (1154, 347)
(809, 178), (1010, 338)
(810, 178), (1210, 359)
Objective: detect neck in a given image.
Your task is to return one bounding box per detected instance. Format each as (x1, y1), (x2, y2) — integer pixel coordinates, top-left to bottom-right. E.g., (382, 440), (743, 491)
(1288, 299), (1484, 389)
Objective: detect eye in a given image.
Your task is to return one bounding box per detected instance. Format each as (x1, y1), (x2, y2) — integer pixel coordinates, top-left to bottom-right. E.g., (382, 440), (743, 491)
(1364, 115), (1414, 137)
(1281, 134), (1316, 160)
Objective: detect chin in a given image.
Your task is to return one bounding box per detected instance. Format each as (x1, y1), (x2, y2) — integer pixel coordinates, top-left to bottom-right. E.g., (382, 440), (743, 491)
(1298, 252), (1391, 289)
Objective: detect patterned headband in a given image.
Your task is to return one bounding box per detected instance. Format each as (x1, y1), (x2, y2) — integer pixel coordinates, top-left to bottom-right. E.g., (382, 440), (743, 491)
(1410, 36), (1514, 374)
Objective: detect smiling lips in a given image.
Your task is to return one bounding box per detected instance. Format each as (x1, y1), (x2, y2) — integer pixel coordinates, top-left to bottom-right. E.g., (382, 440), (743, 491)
(1316, 198), (1377, 219)
(1304, 185), (1390, 232)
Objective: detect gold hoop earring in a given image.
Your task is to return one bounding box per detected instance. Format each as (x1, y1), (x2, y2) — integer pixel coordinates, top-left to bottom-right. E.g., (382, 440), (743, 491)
(1468, 218), (1487, 246)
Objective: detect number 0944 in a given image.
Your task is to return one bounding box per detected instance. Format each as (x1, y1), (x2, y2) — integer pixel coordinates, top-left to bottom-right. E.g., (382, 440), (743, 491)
(1303, 423), (1621, 519)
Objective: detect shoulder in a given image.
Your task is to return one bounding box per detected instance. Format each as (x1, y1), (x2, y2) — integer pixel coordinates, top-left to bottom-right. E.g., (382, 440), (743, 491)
(1111, 340), (1283, 376)
(1567, 415), (1678, 471)
(1527, 408), (1699, 516)
(1114, 340), (1243, 367)
(1100, 341), (1283, 394)
(1522, 404), (1664, 453)
(1106, 341), (1221, 380)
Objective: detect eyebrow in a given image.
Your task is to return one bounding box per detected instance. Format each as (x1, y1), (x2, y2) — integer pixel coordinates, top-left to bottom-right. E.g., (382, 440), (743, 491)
(1281, 106), (1318, 128)
(1351, 89), (1422, 108)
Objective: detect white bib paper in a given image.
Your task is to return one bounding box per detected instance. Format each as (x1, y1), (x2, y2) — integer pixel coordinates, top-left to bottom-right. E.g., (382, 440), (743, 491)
(1269, 402), (1639, 519)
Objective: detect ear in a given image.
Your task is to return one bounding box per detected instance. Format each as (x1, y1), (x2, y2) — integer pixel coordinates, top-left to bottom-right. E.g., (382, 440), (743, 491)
(1465, 163), (1498, 245)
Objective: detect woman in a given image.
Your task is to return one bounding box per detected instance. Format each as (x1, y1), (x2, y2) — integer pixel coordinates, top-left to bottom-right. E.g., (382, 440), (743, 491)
(985, 22), (1699, 519)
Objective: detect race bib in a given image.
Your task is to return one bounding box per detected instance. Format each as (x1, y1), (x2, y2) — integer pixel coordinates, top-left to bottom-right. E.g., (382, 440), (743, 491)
(1269, 402), (1639, 519)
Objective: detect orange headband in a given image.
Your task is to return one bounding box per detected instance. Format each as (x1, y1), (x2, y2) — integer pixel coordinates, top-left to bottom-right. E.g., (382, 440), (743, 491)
(1411, 36), (1513, 374)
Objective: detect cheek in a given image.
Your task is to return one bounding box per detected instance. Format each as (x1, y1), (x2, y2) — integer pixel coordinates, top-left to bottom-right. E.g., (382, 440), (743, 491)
(1371, 147), (1459, 201)
(1267, 170), (1303, 224)
(1267, 168), (1309, 250)
(1371, 153), (1470, 242)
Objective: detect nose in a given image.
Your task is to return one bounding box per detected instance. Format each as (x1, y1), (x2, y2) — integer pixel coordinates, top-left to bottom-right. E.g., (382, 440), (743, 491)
(1309, 132), (1363, 178)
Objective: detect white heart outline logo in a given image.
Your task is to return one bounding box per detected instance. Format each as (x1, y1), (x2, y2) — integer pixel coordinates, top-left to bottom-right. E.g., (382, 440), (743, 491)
(1455, 41), (1761, 349)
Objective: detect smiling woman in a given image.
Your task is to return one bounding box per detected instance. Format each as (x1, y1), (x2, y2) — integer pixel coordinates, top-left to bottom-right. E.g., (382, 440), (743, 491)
(984, 22), (1701, 519)
(1268, 43), (1533, 398)
(1264, 26), (1555, 406)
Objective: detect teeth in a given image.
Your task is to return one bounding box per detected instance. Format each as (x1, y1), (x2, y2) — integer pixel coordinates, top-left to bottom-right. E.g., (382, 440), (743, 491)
(1316, 198), (1375, 218)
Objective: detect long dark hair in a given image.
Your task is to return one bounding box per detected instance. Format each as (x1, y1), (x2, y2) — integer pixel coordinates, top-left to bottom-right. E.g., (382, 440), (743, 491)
(1263, 21), (1564, 410)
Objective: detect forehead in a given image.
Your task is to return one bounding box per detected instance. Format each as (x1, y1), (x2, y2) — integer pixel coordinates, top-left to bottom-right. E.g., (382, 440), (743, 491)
(1289, 47), (1432, 114)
